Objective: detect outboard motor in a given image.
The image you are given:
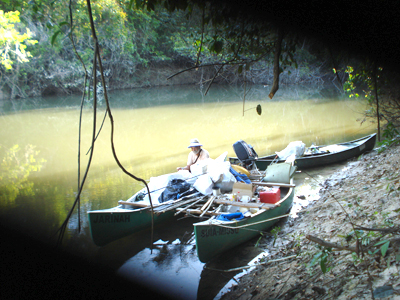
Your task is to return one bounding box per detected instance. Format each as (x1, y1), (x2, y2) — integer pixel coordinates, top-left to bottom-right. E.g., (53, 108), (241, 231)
(232, 140), (258, 170)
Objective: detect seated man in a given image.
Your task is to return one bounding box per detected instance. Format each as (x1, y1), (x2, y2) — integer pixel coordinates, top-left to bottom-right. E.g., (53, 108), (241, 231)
(177, 138), (210, 172)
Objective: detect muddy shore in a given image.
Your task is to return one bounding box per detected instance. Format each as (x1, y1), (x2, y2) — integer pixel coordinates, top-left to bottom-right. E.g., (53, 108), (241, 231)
(220, 144), (400, 300)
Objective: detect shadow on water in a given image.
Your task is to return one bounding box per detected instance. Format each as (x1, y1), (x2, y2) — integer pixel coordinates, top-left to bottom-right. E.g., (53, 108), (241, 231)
(109, 216), (203, 300)
(91, 215), (196, 267)
(197, 239), (267, 300)
(0, 221), (175, 300)
(112, 213), (267, 300)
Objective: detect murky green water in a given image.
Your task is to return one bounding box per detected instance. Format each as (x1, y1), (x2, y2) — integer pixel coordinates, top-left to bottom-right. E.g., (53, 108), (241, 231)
(0, 83), (376, 299)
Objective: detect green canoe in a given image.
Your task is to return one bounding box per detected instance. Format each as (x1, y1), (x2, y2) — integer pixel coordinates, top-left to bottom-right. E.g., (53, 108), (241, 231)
(88, 206), (177, 247)
(193, 177), (295, 263)
(88, 191), (207, 247)
(88, 172), (203, 247)
(229, 133), (376, 170)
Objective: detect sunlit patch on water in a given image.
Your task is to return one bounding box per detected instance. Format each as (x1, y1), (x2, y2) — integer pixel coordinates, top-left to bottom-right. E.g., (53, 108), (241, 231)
(290, 162), (349, 218)
(291, 175), (323, 217)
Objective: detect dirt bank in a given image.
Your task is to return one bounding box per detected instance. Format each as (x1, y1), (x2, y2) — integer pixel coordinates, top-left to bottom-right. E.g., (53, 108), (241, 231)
(221, 144), (400, 300)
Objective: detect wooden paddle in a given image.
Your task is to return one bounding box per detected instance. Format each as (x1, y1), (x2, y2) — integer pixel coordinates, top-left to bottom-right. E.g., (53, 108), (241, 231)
(174, 197), (206, 216)
(252, 182), (295, 188)
(118, 200), (165, 208)
(200, 196), (216, 217)
(175, 208), (223, 216)
(200, 196), (215, 211)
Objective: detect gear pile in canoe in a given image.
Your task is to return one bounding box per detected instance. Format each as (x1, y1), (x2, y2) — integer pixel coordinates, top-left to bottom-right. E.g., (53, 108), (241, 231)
(88, 141), (296, 266)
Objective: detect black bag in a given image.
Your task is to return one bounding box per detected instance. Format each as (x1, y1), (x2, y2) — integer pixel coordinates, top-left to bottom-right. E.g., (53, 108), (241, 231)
(158, 179), (192, 203)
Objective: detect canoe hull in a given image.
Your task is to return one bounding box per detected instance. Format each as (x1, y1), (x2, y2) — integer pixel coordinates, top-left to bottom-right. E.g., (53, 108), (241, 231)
(194, 182), (294, 263)
(88, 208), (175, 246)
(230, 134), (376, 170)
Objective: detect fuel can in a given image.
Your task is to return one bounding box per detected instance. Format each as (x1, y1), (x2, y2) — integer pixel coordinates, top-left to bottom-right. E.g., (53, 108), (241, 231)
(259, 188), (280, 204)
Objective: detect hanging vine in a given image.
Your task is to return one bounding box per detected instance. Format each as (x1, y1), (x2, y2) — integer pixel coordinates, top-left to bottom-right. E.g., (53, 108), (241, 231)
(56, 0), (155, 248)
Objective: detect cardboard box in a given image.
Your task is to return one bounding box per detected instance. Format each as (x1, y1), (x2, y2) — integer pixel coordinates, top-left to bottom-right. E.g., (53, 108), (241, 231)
(232, 182), (253, 197)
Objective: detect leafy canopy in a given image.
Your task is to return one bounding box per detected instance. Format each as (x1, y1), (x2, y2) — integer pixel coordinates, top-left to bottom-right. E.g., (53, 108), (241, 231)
(0, 10), (37, 69)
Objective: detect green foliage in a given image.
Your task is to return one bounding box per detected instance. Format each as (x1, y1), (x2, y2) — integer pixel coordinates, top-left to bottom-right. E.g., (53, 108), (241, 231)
(344, 61), (400, 136)
(343, 63), (382, 114)
(341, 229), (376, 247)
(377, 122), (400, 153)
(351, 251), (363, 265)
(374, 240), (390, 257)
(382, 122), (400, 140)
(0, 10), (37, 69)
(0, 0), (322, 98)
(308, 247), (333, 274)
(255, 231), (264, 247)
(271, 226), (281, 246)
(290, 232), (304, 249)
(343, 66), (359, 98)
(336, 222), (396, 270)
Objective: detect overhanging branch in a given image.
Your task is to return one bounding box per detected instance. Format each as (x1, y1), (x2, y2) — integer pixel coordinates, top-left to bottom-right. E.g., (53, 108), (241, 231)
(269, 27), (284, 99)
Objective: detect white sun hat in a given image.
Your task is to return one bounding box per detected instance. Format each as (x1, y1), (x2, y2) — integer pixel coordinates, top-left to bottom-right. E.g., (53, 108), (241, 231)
(188, 138), (203, 148)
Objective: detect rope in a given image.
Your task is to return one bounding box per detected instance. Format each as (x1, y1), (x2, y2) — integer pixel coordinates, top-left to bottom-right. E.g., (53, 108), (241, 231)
(209, 213), (290, 231)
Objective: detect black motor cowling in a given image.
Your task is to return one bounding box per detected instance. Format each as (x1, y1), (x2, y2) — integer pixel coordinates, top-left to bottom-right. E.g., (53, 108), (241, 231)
(232, 140), (258, 169)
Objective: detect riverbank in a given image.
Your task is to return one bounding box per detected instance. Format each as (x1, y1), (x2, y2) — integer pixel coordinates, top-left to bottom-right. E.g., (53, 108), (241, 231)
(221, 144), (400, 299)
(2, 57), (329, 100)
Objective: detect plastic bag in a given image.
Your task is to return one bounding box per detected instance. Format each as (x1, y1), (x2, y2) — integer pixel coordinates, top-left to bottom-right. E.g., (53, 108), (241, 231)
(263, 162), (297, 184)
(193, 174), (214, 195)
(230, 167), (251, 184)
(158, 179), (191, 203)
(276, 141), (306, 160)
(207, 158), (230, 183)
(216, 212), (245, 221)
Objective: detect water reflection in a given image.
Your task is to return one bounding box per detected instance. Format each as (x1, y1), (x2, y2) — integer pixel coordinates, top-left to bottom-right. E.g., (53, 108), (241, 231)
(115, 216), (268, 300)
(0, 144), (46, 206)
(0, 84), (332, 115)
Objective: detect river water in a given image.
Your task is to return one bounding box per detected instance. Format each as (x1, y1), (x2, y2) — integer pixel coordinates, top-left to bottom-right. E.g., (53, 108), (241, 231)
(0, 83), (376, 299)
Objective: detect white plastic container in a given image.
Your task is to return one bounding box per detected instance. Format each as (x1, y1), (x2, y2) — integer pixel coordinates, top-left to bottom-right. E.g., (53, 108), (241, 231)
(212, 186), (221, 196)
(241, 195), (250, 203)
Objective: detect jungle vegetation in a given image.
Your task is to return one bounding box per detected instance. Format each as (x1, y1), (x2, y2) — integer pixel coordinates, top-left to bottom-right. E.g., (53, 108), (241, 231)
(1, 0), (336, 101)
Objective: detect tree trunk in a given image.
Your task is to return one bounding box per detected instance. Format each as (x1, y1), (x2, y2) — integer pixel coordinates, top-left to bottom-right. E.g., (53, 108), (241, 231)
(269, 27), (284, 99)
(373, 60), (381, 142)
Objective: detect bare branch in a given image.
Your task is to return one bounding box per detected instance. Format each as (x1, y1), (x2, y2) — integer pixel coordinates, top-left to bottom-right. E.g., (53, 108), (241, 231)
(306, 235), (358, 252)
(354, 226), (400, 233)
(195, 6), (205, 67)
(204, 64), (224, 95)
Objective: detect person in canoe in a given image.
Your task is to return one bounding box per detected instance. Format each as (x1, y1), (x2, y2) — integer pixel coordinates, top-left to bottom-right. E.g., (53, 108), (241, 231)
(177, 138), (210, 172)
